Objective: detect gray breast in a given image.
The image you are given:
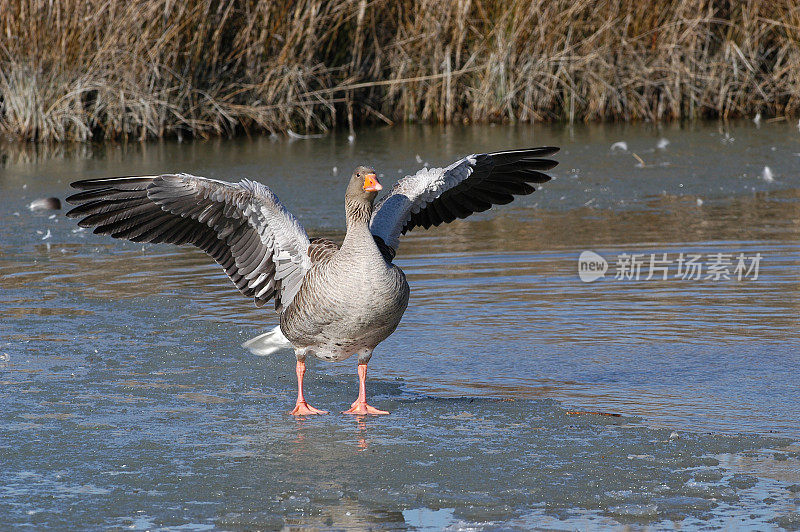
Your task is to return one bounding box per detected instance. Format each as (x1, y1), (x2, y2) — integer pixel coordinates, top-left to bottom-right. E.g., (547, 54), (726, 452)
(280, 243), (410, 359)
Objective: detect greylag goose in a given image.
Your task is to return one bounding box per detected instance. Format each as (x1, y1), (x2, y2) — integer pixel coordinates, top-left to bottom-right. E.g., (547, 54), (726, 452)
(66, 147), (558, 415)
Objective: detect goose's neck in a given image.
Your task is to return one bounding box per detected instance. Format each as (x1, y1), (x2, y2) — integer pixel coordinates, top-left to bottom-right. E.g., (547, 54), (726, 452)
(343, 198), (374, 245)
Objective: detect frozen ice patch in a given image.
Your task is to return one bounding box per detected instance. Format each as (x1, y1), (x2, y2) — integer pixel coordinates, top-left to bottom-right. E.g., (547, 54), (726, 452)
(402, 508), (456, 531)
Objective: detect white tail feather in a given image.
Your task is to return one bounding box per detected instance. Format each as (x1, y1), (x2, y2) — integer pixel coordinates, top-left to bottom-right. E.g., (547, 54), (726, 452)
(242, 325), (292, 356)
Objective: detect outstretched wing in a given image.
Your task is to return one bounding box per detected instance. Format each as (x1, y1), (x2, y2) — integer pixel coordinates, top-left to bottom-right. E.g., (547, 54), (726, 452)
(369, 147), (558, 252)
(66, 174), (311, 312)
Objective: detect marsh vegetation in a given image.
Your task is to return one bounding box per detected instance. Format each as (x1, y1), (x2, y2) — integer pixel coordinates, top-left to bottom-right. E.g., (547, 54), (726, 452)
(2, 0), (799, 141)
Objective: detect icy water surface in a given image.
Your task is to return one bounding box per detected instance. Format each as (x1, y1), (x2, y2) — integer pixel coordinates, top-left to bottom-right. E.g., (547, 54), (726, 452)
(1, 122), (799, 529)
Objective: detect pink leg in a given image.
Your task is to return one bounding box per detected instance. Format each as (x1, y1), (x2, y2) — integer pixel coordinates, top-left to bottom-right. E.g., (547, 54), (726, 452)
(343, 363), (389, 415)
(289, 360), (327, 415)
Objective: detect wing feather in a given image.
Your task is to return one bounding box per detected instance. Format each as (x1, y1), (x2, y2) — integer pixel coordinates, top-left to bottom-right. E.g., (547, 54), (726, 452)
(370, 147), (558, 251)
(67, 173), (311, 311)
(307, 238), (340, 265)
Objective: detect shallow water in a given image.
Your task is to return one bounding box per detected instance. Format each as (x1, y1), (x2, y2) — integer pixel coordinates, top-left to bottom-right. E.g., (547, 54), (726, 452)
(1, 121), (799, 529)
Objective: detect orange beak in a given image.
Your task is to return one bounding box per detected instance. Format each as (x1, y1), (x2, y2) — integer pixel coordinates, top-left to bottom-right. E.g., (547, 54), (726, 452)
(363, 172), (382, 192)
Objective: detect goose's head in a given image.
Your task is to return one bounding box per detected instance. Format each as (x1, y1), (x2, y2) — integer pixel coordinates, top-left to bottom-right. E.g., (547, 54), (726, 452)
(346, 166), (382, 203)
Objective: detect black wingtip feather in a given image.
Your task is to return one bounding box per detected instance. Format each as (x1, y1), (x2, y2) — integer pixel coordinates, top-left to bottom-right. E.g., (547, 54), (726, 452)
(69, 175), (158, 190)
(497, 168), (553, 184)
(499, 158), (558, 172)
(481, 147), (560, 165)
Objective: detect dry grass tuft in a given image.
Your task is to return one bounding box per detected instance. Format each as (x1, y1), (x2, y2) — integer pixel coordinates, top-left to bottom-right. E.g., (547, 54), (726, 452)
(2, 0), (799, 141)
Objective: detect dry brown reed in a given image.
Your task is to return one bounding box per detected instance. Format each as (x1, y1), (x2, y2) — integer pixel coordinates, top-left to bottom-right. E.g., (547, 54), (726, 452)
(1, 0), (799, 142)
